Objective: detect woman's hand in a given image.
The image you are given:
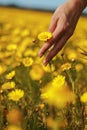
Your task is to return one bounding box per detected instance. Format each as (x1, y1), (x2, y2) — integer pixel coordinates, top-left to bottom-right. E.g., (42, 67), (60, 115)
(38, 0), (87, 66)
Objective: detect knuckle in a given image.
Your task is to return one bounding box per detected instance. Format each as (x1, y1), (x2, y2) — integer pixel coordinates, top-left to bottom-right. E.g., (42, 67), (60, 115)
(66, 22), (70, 29)
(49, 37), (57, 44)
(51, 15), (57, 22)
(63, 22), (70, 31)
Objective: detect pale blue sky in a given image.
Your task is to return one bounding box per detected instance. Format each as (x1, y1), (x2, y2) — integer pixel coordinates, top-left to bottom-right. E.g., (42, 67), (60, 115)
(0, 0), (87, 13)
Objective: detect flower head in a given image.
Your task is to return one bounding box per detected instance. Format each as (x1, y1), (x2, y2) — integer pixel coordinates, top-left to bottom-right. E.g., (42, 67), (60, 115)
(0, 65), (7, 75)
(38, 31), (52, 42)
(80, 92), (87, 103)
(41, 75), (75, 107)
(6, 70), (15, 80)
(5, 125), (22, 130)
(52, 75), (65, 88)
(29, 64), (44, 80)
(6, 44), (17, 51)
(8, 89), (24, 102)
(1, 82), (15, 90)
(60, 63), (71, 71)
(7, 108), (23, 125)
(22, 57), (33, 67)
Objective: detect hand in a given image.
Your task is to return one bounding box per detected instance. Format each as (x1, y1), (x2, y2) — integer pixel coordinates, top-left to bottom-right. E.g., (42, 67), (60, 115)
(38, 0), (86, 66)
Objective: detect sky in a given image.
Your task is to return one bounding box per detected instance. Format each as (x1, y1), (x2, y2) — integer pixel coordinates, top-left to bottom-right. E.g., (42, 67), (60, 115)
(0, 0), (87, 13)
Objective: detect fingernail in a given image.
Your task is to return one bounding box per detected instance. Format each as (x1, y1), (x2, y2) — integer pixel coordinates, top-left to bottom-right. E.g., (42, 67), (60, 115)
(38, 52), (43, 57)
(43, 60), (48, 66)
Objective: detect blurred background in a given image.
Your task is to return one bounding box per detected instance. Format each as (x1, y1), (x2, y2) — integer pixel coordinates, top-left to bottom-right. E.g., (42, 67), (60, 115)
(0, 0), (87, 13)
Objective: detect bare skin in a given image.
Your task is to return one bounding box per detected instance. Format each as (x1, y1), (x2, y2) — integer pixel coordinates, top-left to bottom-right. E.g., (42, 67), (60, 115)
(38, 0), (87, 66)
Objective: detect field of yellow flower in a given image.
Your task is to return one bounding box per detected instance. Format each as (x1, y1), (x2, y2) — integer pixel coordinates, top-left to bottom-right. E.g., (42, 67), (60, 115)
(0, 7), (87, 130)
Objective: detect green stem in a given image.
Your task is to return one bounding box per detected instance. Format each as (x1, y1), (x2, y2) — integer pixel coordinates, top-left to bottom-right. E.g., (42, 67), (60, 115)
(0, 106), (3, 130)
(78, 97), (85, 130)
(81, 105), (85, 129)
(61, 54), (75, 93)
(66, 70), (75, 93)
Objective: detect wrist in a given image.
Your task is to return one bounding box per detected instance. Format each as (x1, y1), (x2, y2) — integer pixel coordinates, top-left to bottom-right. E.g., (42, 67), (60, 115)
(67, 0), (87, 11)
(84, 0), (87, 5)
(79, 0), (87, 8)
(64, 0), (86, 24)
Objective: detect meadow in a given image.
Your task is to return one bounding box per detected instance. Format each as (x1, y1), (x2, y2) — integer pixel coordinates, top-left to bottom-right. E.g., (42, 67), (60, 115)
(0, 7), (87, 130)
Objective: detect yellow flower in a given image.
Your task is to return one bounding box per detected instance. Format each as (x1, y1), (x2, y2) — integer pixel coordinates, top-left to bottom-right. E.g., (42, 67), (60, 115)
(46, 117), (60, 130)
(52, 75), (65, 88)
(24, 49), (37, 57)
(8, 89), (24, 102)
(67, 49), (77, 60)
(6, 70), (15, 80)
(38, 31), (52, 42)
(41, 85), (75, 108)
(65, 48), (78, 61)
(60, 63), (71, 71)
(75, 63), (83, 72)
(0, 65), (7, 75)
(6, 44), (17, 51)
(5, 125), (22, 130)
(80, 92), (87, 103)
(29, 64), (45, 80)
(22, 57), (33, 67)
(42, 64), (55, 72)
(1, 82), (15, 90)
(38, 103), (45, 109)
(7, 109), (23, 125)
(41, 75), (75, 108)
